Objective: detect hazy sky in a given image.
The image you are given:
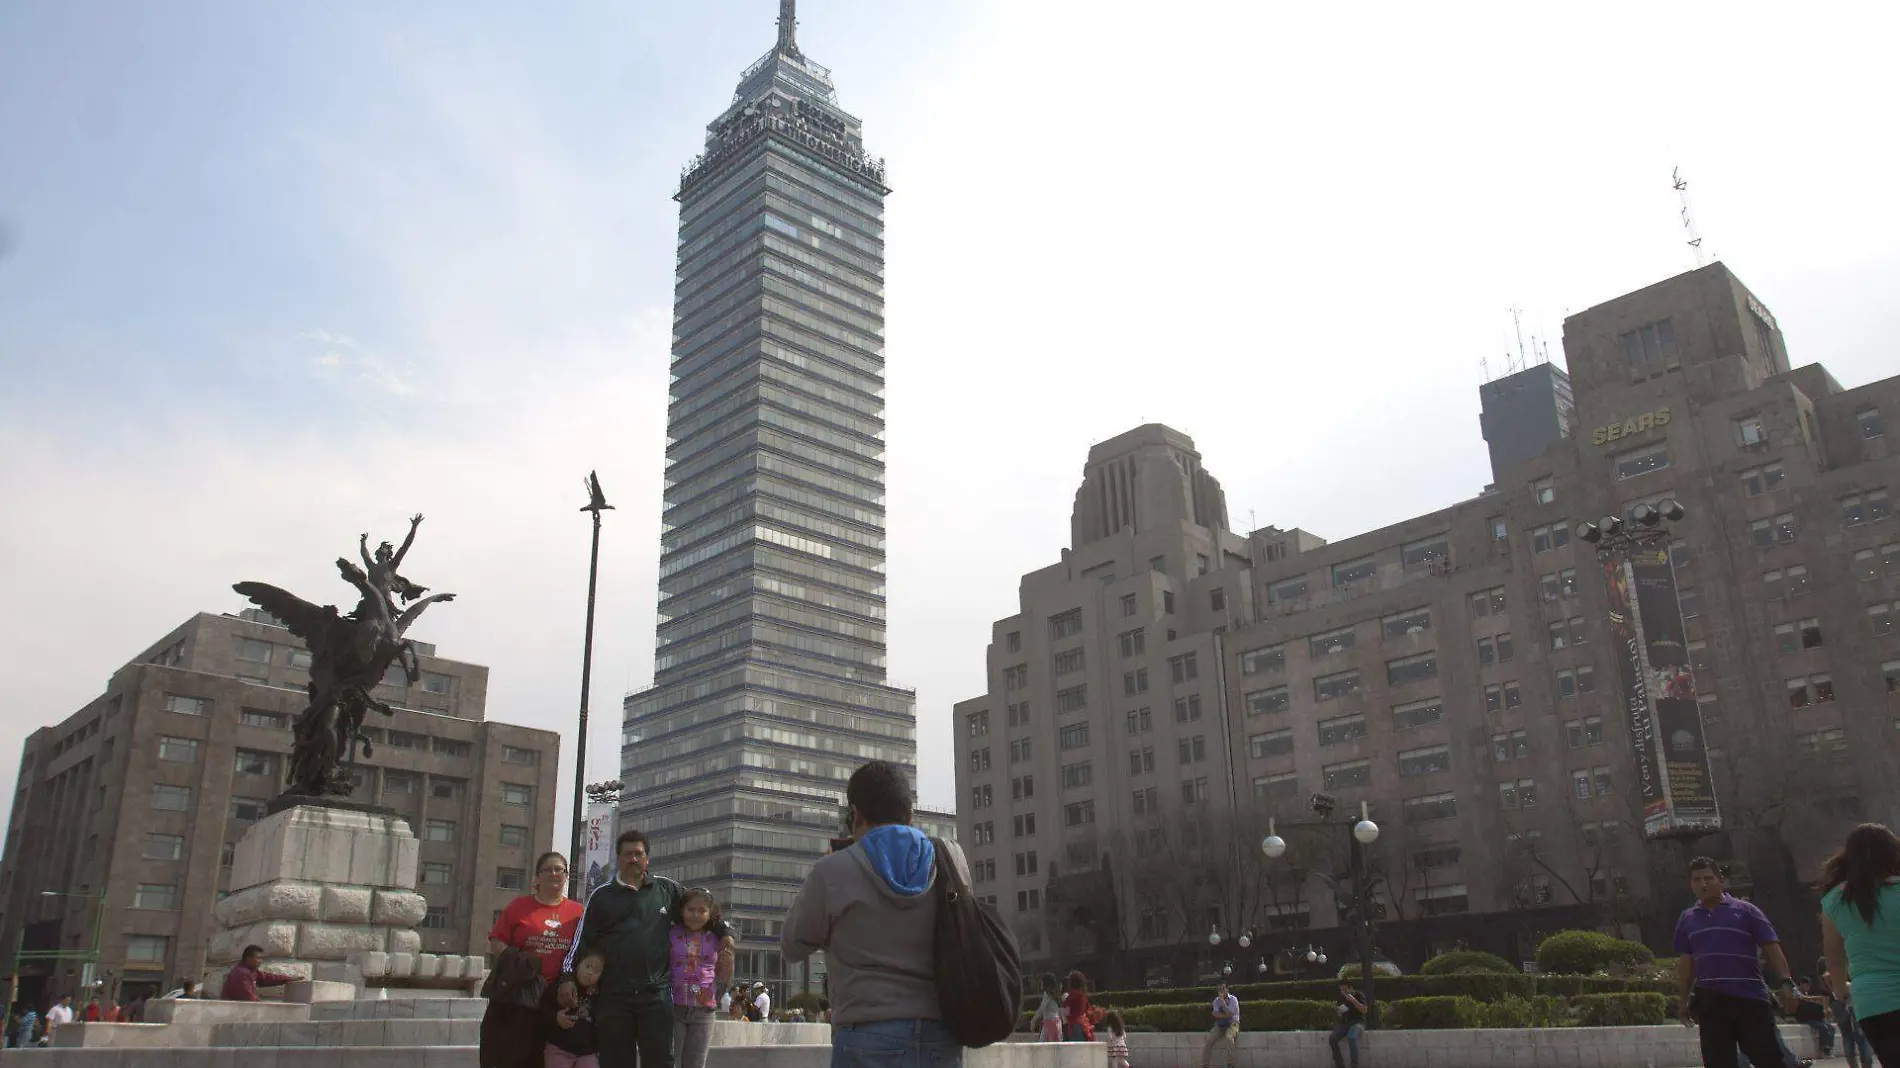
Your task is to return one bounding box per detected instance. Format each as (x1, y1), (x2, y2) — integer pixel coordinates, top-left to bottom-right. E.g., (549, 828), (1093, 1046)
(3, 2), (1896, 841)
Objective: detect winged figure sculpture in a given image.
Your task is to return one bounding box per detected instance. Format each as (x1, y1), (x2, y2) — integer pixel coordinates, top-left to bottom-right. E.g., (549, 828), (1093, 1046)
(233, 514), (455, 800)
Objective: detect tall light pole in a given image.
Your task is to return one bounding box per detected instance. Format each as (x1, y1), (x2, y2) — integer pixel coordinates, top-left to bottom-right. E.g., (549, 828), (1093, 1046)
(1261, 794), (1381, 1025)
(569, 472), (614, 901)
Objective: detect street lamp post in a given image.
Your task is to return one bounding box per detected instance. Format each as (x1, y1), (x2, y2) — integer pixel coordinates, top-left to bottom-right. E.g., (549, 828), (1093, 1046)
(1261, 793), (1381, 1025)
(568, 472), (614, 902)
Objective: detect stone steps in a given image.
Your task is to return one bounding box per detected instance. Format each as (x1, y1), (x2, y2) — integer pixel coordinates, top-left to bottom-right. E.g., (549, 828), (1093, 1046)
(1, 1042), (1101, 1068)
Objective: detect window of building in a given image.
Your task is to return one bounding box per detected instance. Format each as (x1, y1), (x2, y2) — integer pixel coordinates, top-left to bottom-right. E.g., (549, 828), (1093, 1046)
(499, 825), (530, 848)
(1860, 407), (1885, 439)
(1491, 517), (1509, 540)
(1169, 653), (1199, 682)
(1173, 695), (1202, 722)
(1050, 610), (1083, 640)
(424, 819), (456, 843)
(1797, 728), (1848, 755)
(1787, 674), (1836, 708)
(1414, 845), (1462, 870)
(1253, 772), (1299, 800)
(1871, 601), (1899, 638)
(1615, 443), (1672, 481)
(1483, 684), (1503, 714)
(1492, 729), (1530, 761)
(1268, 576), (1309, 604)
(234, 637), (273, 664)
(1176, 735), (1207, 765)
(1123, 668), (1149, 696)
(1240, 645), (1285, 675)
(240, 708), (289, 730)
(1532, 523), (1571, 554)
(1498, 778), (1537, 809)
(1318, 713), (1368, 747)
(125, 935), (170, 964)
(377, 771), (417, 797)
(1124, 707), (1152, 734)
(1332, 556), (1377, 586)
(1314, 670), (1361, 701)
(1404, 792), (1458, 824)
(1842, 490), (1894, 527)
(1773, 617), (1825, 653)
(1752, 513), (1799, 547)
(501, 745), (539, 765)
(1383, 608), (1431, 638)
(1593, 766), (1614, 795)
(489, 867), (525, 891)
(1128, 748), (1154, 775)
(1402, 536), (1451, 570)
(1063, 800), (1095, 827)
(1005, 630), (1024, 655)
(1210, 587), (1226, 612)
(1309, 628), (1355, 658)
(431, 777), (465, 801)
(1118, 629), (1145, 658)
(1387, 652), (1439, 687)
(1470, 586), (1507, 617)
(163, 694), (208, 716)
(1533, 479), (1556, 505)
(1249, 729), (1294, 759)
(1621, 318), (1679, 368)
(1398, 744), (1450, 777)
(499, 783), (531, 807)
(1058, 723), (1090, 750)
(1008, 738), (1033, 764)
(157, 736), (198, 763)
(1742, 463), (1786, 497)
(1323, 760), (1372, 790)
(1013, 812), (1037, 838)
(1052, 648), (1085, 677)
(143, 833), (186, 861)
(1737, 414), (1769, 447)
(1504, 681), (1523, 709)
(420, 907), (451, 930)
(1061, 762), (1092, 789)
(1392, 697), (1445, 731)
(1246, 686), (1289, 716)
(1163, 591), (1176, 614)
(228, 797), (267, 823)
(233, 749), (277, 778)
(1565, 716), (1605, 748)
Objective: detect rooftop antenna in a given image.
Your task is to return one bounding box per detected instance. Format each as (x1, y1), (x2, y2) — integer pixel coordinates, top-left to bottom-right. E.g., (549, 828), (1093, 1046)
(776, 0), (800, 57)
(1672, 166), (1705, 267)
(1508, 306), (1529, 375)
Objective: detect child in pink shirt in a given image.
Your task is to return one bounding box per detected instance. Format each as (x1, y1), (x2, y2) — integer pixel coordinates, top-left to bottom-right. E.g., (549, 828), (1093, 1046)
(668, 888), (733, 1068)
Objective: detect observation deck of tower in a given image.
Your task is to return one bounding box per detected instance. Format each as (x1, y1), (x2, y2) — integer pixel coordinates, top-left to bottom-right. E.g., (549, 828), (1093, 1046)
(619, 0), (917, 989)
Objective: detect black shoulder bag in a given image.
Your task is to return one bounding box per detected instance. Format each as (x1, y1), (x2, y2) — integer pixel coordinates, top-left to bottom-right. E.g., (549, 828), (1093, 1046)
(928, 836), (1023, 1048)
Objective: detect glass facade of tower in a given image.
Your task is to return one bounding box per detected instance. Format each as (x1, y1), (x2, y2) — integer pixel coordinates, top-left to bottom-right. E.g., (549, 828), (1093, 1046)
(621, 28), (917, 993)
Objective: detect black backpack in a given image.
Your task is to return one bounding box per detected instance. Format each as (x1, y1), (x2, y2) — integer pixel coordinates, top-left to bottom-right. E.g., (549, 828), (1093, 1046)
(928, 836), (1023, 1048)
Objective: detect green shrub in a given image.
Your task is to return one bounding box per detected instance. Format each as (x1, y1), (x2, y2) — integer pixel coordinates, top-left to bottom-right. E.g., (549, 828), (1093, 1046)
(1535, 931), (1655, 975)
(1479, 995), (1569, 1029)
(1572, 992), (1671, 1027)
(1426, 972), (1536, 1002)
(1533, 974), (1673, 998)
(1120, 999), (1335, 1032)
(1385, 996), (1484, 1030)
(1240, 1000), (1336, 1031)
(1420, 950), (1517, 976)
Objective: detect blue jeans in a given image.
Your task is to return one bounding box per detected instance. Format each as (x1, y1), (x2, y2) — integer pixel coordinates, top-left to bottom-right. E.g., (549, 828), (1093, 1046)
(1329, 1020), (1363, 1068)
(1833, 1001), (1875, 1068)
(831, 1018), (962, 1068)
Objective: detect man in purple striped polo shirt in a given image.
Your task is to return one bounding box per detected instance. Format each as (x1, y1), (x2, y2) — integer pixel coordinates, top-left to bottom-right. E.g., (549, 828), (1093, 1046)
(1674, 856), (1801, 1068)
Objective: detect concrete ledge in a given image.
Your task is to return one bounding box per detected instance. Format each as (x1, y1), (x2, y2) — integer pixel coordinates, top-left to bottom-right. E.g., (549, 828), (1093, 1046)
(708, 1020), (832, 1046)
(140, 999), (311, 1025)
(1112, 1022), (1818, 1068)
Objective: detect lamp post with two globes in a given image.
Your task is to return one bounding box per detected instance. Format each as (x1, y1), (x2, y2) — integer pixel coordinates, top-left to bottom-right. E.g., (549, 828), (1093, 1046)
(1261, 793), (1382, 1025)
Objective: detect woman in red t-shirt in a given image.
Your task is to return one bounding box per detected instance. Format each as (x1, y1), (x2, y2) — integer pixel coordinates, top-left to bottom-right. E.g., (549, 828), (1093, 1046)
(480, 851), (585, 1068)
(1062, 970), (1094, 1042)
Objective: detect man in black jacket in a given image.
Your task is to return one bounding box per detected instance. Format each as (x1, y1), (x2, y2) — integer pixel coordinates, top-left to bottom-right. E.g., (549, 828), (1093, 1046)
(561, 829), (733, 1068)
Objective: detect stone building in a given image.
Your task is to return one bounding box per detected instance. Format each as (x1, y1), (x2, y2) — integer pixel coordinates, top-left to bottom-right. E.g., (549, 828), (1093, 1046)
(0, 609), (560, 1006)
(953, 262), (1899, 986)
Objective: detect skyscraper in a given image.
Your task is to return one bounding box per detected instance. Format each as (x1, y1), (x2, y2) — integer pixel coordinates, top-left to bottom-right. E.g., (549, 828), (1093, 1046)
(620, 1), (916, 992)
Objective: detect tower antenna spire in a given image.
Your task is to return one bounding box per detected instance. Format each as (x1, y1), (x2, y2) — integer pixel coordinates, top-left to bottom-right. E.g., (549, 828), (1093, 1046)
(1673, 166), (1705, 267)
(776, 0), (800, 56)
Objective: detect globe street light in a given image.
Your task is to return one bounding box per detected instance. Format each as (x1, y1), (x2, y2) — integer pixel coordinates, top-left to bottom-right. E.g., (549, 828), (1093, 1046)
(1238, 930), (1253, 949)
(1261, 834), (1287, 859)
(1354, 818), (1380, 845)
(1208, 926), (1222, 946)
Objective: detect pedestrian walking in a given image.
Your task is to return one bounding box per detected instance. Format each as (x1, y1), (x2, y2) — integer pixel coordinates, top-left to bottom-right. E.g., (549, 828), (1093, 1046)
(1820, 823), (1900, 1067)
(1674, 856), (1801, 1068)
(561, 829), (734, 1068)
(1062, 971), (1092, 1042)
(782, 759), (974, 1066)
(1200, 980), (1240, 1068)
(1102, 1010), (1130, 1068)
(483, 852), (584, 1068)
(1030, 973), (1063, 1042)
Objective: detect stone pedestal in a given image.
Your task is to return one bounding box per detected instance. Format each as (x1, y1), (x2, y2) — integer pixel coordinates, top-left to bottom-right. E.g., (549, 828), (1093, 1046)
(209, 806), (428, 984)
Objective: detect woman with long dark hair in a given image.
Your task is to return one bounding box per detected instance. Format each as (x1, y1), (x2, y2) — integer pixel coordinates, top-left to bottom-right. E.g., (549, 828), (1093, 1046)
(1820, 823), (1900, 1066)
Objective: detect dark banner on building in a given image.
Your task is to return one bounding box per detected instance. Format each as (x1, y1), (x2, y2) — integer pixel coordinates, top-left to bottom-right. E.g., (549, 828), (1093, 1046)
(1601, 545), (1721, 838)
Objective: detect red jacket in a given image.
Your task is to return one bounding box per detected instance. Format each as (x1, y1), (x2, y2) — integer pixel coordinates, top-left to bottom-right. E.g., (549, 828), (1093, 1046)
(221, 961), (295, 1001)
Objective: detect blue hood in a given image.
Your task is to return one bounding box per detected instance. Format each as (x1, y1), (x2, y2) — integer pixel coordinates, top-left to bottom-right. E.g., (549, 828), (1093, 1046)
(859, 825), (936, 897)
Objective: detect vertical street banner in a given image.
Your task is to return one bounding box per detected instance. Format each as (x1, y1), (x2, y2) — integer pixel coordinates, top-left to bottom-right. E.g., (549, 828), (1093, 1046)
(1601, 544), (1721, 838)
(583, 803), (615, 896)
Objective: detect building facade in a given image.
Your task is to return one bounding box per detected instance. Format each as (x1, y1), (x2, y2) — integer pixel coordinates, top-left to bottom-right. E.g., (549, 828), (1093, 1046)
(0, 610), (560, 1007)
(954, 263), (1900, 986)
(620, 3), (917, 996)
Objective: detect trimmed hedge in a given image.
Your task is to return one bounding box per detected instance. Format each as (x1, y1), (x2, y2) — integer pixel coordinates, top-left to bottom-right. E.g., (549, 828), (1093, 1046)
(1119, 999), (1336, 1032)
(1385, 996), (1484, 1029)
(1018, 973), (1673, 1014)
(1535, 931), (1654, 975)
(1572, 993), (1671, 1027)
(1420, 950), (1516, 976)
(1478, 995), (1567, 1029)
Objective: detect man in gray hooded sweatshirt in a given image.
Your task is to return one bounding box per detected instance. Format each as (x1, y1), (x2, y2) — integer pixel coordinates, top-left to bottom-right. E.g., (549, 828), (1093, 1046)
(784, 759), (970, 1067)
